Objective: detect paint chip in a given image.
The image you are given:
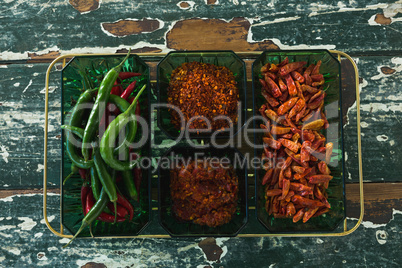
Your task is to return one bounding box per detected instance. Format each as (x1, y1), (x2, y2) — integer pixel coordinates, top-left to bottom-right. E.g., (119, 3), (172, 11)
(17, 217), (37, 231)
(36, 164), (45, 172)
(376, 135), (389, 142)
(9, 248), (21, 255)
(69, 0), (100, 14)
(166, 18), (279, 51)
(101, 18), (163, 37)
(380, 66), (396, 74)
(0, 145), (9, 163)
(59, 238), (70, 244)
(37, 252), (48, 260)
(35, 232), (43, 238)
(198, 238), (223, 263)
(40, 215), (55, 224)
(375, 230), (388, 244)
(374, 13), (392, 25)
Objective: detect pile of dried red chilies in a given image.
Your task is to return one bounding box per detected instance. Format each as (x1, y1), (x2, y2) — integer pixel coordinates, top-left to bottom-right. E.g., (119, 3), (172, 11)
(259, 57), (334, 223)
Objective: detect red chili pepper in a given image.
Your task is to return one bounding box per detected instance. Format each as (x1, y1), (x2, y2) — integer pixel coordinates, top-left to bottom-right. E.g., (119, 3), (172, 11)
(312, 60), (322, 75)
(262, 90), (280, 107)
(262, 168), (273, 185)
(291, 71), (305, 83)
(107, 201), (129, 219)
(110, 80), (122, 95)
(293, 208), (305, 222)
(310, 74), (324, 82)
(277, 57), (289, 67)
(120, 80), (137, 100)
(86, 190), (126, 223)
(278, 78), (287, 92)
(118, 72), (141, 80)
(116, 192), (134, 221)
(283, 74), (297, 97)
(264, 76), (282, 98)
(279, 61), (307, 76)
(81, 184), (90, 215)
(79, 169), (88, 180)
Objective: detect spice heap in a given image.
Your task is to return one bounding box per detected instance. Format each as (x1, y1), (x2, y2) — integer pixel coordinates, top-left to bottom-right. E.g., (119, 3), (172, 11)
(170, 159), (239, 227)
(259, 57), (334, 223)
(167, 62), (239, 131)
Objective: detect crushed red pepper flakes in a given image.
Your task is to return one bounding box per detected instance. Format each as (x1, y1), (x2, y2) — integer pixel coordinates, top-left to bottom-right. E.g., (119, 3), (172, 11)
(170, 159), (239, 227)
(167, 62), (239, 131)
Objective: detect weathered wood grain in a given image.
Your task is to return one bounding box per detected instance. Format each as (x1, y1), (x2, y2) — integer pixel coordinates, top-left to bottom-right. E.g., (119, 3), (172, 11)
(0, 193), (401, 267)
(0, 0), (401, 61)
(0, 63), (61, 188)
(166, 18), (279, 51)
(102, 19), (163, 37)
(343, 56), (402, 182)
(0, 0), (401, 266)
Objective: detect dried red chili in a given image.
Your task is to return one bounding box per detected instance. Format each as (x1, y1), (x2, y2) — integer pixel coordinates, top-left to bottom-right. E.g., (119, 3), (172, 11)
(167, 62), (239, 131)
(259, 57), (334, 223)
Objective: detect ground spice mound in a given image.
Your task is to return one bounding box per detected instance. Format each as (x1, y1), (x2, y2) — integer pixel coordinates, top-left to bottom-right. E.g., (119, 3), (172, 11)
(167, 61), (239, 131)
(170, 159), (239, 227)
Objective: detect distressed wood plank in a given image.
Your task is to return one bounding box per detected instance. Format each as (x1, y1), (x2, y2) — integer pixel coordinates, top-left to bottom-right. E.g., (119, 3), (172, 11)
(0, 1), (401, 61)
(0, 193), (401, 266)
(343, 55), (402, 182)
(0, 63), (61, 188)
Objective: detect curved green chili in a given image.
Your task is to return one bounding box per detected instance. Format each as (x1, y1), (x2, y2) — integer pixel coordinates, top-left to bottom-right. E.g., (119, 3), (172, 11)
(63, 95), (135, 147)
(99, 84), (146, 171)
(65, 88), (97, 169)
(63, 187), (109, 248)
(62, 163), (79, 185)
(90, 167), (102, 201)
(93, 146), (118, 222)
(121, 169), (138, 201)
(109, 94), (137, 154)
(90, 166), (113, 214)
(82, 50), (131, 161)
(61, 125), (84, 139)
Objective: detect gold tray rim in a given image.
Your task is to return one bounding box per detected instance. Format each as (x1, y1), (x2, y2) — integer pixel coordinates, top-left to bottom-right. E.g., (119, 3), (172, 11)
(43, 50), (364, 239)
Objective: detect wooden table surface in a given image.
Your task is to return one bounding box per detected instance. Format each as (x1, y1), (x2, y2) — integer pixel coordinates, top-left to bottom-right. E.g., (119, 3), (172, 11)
(0, 0), (401, 267)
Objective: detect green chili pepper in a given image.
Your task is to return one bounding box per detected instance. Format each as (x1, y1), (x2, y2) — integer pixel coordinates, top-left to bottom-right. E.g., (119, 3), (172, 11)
(99, 84), (146, 171)
(90, 166), (113, 214)
(62, 163), (79, 185)
(121, 169), (138, 201)
(61, 125), (84, 139)
(65, 88), (97, 169)
(109, 94), (137, 154)
(90, 167), (102, 201)
(93, 146), (118, 222)
(63, 94), (134, 144)
(63, 187), (109, 248)
(82, 50), (131, 161)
